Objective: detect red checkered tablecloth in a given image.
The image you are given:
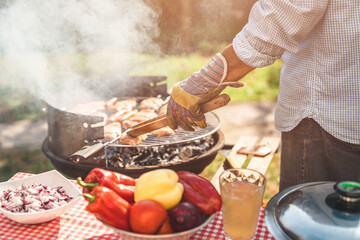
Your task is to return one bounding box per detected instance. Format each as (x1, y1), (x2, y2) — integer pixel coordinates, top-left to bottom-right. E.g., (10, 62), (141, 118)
(0, 172), (275, 240)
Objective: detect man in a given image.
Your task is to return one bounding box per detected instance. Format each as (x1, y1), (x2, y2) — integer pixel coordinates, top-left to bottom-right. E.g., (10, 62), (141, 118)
(167, 0), (360, 191)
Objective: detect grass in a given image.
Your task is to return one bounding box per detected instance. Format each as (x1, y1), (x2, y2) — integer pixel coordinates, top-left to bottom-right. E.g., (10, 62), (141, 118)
(0, 149), (55, 181)
(0, 53), (281, 124)
(130, 53), (281, 101)
(199, 152), (280, 202)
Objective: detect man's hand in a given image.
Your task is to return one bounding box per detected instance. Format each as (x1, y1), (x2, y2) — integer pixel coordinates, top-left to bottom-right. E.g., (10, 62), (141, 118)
(167, 44), (254, 131)
(167, 97), (206, 131)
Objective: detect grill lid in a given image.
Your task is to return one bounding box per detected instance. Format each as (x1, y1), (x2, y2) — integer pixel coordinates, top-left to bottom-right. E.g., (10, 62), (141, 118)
(265, 181), (360, 240)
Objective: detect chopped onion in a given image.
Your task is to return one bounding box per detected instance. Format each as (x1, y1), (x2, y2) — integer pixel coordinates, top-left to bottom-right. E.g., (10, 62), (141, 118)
(0, 183), (72, 213)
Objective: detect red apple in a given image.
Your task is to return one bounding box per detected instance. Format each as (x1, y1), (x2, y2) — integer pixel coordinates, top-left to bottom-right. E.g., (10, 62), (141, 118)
(129, 199), (168, 234)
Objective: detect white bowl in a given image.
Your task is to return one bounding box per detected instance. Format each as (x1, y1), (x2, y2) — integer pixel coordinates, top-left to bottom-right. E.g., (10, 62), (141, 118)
(99, 213), (216, 240)
(0, 170), (82, 224)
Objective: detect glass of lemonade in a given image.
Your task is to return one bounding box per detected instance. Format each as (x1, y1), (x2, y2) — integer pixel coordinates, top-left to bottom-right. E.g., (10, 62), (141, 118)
(219, 168), (266, 240)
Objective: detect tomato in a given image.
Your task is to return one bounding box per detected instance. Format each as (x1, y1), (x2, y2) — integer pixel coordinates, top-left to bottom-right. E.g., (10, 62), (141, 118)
(129, 199), (172, 234)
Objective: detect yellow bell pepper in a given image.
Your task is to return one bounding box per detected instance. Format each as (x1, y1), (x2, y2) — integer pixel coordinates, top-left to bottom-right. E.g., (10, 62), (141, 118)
(134, 169), (183, 209)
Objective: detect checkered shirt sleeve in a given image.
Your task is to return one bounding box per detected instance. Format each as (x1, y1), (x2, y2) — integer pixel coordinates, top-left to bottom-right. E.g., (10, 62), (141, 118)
(233, 0), (360, 144)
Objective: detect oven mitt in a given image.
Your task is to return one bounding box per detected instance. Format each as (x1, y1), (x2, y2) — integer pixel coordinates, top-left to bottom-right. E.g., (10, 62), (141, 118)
(167, 53), (244, 131)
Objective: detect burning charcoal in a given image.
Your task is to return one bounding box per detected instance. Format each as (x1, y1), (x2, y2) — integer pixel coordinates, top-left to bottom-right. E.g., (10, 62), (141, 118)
(179, 147), (193, 160)
(167, 149), (180, 160)
(152, 146), (159, 153)
(134, 155), (156, 166)
(158, 146), (166, 155)
(106, 132), (216, 168)
(147, 156), (161, 165)
(179, 145), (205, 160)
(132, 152), (152, 165)
(109, 154), (124, 168)
(169, 155), (181, 162)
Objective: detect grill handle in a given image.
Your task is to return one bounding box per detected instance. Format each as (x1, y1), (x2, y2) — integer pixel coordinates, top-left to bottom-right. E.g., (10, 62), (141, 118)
(69, 142), (105, 163)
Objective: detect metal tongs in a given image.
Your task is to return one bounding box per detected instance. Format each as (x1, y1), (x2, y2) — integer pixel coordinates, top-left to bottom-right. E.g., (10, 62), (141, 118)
(69, 94), (231, 163)
(126, 93), (230, 137)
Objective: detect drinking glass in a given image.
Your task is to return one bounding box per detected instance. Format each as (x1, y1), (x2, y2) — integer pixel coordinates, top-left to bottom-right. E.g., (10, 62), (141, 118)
(219, 168), (266, 240)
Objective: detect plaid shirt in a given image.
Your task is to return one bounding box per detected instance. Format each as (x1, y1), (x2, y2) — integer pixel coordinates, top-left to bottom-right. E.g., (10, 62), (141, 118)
(233, 0), (360, 144)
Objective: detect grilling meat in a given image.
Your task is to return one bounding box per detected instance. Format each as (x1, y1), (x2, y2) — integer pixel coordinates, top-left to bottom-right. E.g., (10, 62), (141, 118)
(158, 104), (168, 115)
(103, 122), (122, 142)
(107, 98), (137, 113)
(108, 109), (138, 123)
(70, 97), (172, 145)
(140, 97), (164, 112)
(128, 111), (158, 122)
(105, 97), (118, 108)
(116, 108), (158, 130)
(108, 98), (172, 142)
(152, 126), (175, 137)
(122, 120), (137, 130)
(119, 133), (148, 145)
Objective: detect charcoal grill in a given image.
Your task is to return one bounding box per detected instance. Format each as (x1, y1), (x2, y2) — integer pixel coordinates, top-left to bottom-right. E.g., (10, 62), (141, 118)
(42, 76), (225, 179)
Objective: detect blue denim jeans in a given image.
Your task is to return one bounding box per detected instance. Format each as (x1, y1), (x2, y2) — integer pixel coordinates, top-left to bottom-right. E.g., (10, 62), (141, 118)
(279, 117), (360, 191)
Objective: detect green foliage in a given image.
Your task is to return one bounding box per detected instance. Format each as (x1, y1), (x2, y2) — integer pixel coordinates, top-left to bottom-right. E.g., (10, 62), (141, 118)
(0, 149), (54, 182)
(0, 53), (281, 124)
(200, 153), (226, 180)
(224, 60), (281, 101)
(0, 87), (46, 123)
(200, 152), (280, 201)
(131, 54), (282, 102)
(264, 153), (281, 201)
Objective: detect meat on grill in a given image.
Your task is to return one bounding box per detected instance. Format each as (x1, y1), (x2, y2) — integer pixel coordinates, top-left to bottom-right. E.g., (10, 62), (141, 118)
(128, 111), (158, 123)
(140, 97), (164, 112)
(107, 98), (137, 113)
(102, 122), (122, 142)
(152, 126), (175, 137)
(121, 111), (159, 130)
(104, 97), (174, 144)
(158, 104), (167, 115)
(119, 133), (148, 145)
(105, 97), (118, 108)
(108, 109), (138, 123)
(122, 120), (137, 130)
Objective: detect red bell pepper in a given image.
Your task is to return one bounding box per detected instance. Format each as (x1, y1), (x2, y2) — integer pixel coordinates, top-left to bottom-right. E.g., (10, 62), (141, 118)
(77, 168), (136, 202)
(177, 171), (222, 215)
(84, 186), (131, 231)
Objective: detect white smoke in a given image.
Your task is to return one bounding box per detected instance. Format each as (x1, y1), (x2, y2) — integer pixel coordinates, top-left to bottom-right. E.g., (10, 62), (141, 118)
(0, 0), (160, 108)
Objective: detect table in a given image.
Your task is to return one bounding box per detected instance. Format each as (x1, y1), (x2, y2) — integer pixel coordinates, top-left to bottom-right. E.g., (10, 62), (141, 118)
(0, 172), (275, 240)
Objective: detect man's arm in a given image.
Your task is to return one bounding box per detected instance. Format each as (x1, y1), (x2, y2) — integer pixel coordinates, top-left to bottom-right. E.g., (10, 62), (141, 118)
(221, 44), (255, 83)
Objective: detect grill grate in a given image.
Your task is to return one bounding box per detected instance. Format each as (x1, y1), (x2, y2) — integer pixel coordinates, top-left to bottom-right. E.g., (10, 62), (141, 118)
(109, 112), (220, 147)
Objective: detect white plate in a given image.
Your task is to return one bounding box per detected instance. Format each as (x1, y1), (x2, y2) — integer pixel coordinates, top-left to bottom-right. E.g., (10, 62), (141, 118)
(100, 213), (216, 240)
(0, 170), (82, 224)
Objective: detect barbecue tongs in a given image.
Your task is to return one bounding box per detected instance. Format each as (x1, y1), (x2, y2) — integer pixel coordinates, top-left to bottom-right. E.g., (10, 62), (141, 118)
(70, 94), (231, 163)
